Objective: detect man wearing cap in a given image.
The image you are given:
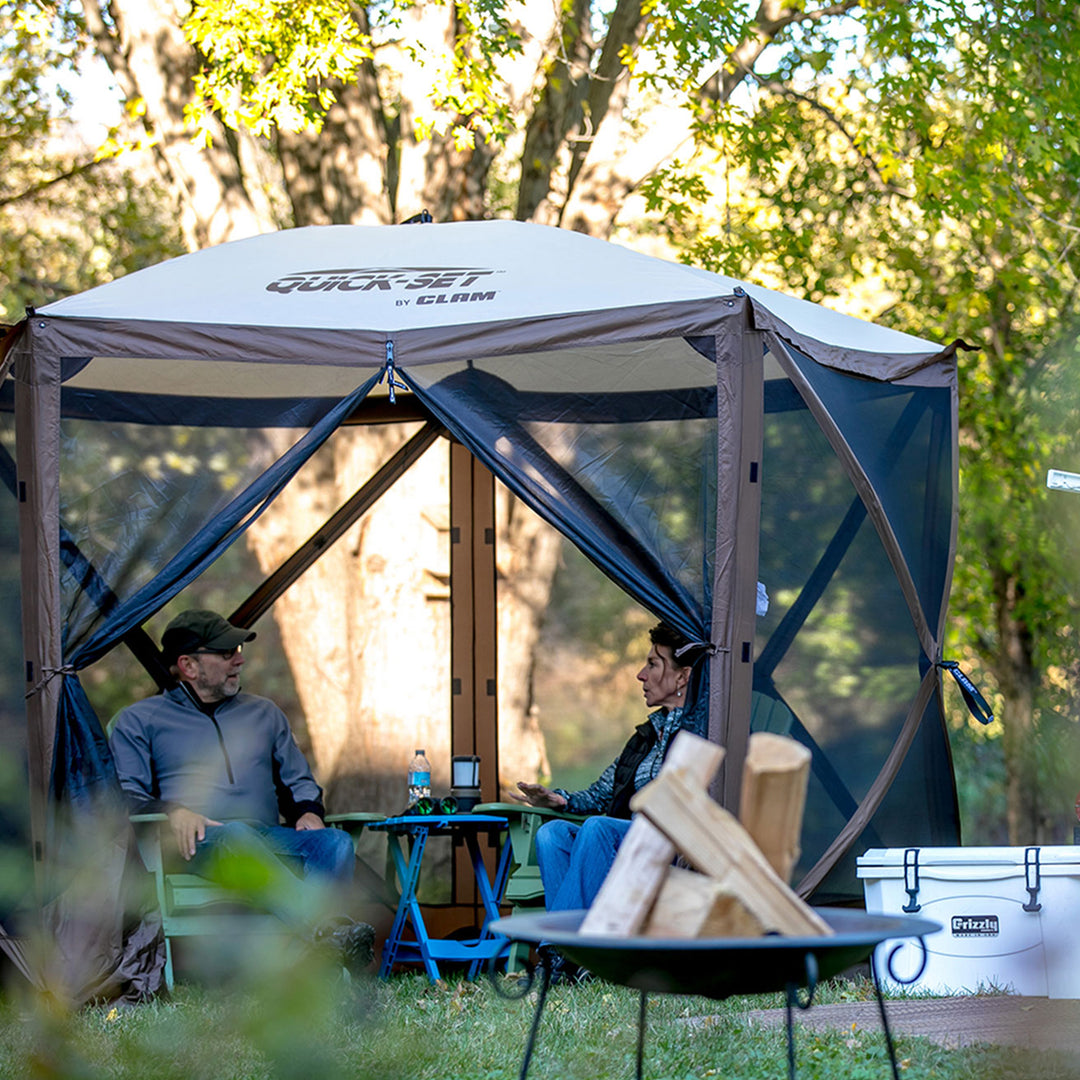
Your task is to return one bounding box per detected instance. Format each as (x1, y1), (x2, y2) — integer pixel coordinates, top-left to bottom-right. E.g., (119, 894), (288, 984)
(109, 609), (373, 973)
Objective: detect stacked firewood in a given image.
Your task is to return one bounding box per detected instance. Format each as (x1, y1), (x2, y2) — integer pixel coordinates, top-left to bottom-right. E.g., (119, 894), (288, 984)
(580, 730), (832, 939)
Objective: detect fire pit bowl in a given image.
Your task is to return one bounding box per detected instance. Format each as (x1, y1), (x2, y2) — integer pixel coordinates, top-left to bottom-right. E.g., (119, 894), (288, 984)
(490, 907), (940, 999)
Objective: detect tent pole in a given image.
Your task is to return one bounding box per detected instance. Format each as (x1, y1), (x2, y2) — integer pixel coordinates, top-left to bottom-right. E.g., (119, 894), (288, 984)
(449, 442), (498, 916)
(709, 305), (764, 813)
(12, 323), (62, 896)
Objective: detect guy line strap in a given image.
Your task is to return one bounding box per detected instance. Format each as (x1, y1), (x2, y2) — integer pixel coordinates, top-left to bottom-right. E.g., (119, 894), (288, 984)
(937, 660), (994, 725)
(24, 664), (76, 700)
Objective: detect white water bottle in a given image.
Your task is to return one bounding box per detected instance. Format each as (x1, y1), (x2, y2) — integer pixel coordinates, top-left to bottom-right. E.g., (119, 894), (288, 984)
(408, 748), (432, 805)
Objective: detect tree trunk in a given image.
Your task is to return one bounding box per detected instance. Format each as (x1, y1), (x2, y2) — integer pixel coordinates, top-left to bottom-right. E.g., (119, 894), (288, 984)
(81, 0), (280, 247)
(993, 567), (1043, 843)
(87, 0), (563, 817)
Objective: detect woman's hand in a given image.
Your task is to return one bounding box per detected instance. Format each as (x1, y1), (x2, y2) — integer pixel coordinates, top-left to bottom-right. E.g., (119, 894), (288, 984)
(509, 781), (568, 810)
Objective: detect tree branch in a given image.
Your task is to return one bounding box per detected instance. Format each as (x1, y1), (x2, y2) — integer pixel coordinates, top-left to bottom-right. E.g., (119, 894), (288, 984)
(515, 0), (596, 221)
(0, 158), (107, 209)
(81, 0), (140, 105)
(700, 0), (863, 105)
(564, 0), (647, 194)
(754, 77), (912, 198)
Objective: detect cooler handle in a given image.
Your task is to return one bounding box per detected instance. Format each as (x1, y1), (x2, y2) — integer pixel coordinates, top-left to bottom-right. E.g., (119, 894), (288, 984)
(902, 848), (920, 912)
(1023, 846), (1042, 912)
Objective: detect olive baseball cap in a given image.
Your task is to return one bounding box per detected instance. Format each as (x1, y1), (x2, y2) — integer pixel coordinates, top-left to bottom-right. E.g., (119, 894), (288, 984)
(161, 609), (256, 664)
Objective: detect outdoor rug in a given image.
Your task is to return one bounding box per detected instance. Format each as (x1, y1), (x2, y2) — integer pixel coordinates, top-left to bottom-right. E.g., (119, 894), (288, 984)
(740, 995), (1080, 1054)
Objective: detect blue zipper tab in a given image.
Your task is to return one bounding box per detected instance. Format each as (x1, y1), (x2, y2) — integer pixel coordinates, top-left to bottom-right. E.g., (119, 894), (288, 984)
(381, 340), (407, 404)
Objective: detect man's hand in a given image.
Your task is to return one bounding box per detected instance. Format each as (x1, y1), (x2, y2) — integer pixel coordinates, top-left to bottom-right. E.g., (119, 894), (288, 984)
(509, 782), (568, 810)
(167, 807), (222, 860)
(294, 812), (325, 831)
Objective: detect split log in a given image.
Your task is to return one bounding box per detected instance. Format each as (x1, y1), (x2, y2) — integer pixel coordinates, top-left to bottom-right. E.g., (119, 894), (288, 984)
(642, 865), (766, 938)
(578, 732), (724, 937)
(739, 732), (812, 884)
(631, 770), (832, 937)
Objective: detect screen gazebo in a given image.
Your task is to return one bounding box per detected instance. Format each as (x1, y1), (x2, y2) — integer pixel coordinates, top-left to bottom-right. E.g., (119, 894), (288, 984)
(4, 219), (963, 920)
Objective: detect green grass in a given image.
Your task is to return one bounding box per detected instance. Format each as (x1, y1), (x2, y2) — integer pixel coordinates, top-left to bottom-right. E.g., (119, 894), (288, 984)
(0, 969), (1077, 1080)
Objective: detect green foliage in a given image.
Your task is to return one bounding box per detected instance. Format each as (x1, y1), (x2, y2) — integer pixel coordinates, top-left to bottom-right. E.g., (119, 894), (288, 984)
(0, 2), (183, 320)
(182, 0), (526, 146)
(635, 0), (1080, 839)
(0, 0), (82, 142)
(949, 714), (1009, 845)
(636, 0), (754, 88)
(184, 0), (376, 140)
(422, 0), (526, 146)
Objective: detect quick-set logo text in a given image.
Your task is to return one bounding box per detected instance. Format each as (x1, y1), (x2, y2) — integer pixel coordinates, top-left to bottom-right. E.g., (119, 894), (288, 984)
(265, 266), (502, 307)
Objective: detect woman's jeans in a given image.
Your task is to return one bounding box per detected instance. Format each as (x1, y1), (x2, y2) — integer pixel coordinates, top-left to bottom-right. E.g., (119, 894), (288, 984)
(534, 815), (632, 912)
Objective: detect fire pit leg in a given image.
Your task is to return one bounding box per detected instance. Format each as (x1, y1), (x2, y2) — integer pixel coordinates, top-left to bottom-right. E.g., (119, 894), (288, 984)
(486, 951), (554, 1080)
(784, 952), (819, 1080)
(635, 991), (648, 1080)
(870, 951), (902, 1080)
(870, 933), (931, 1080)
(517, 958), (553, 1080)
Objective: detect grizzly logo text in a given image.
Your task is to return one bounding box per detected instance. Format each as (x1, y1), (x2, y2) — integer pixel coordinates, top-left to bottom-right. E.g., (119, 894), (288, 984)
(951, 915), (999, 937)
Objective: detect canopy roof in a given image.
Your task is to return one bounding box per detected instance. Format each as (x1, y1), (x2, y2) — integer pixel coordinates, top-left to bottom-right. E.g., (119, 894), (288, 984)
(31, 222), (948, 412)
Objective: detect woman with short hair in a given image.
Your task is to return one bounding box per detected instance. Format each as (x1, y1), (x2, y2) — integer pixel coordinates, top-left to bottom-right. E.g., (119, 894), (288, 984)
(511, 621), (704, 916)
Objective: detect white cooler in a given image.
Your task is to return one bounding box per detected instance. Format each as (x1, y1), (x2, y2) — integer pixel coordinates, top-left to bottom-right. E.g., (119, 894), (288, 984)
(857, 846), (1080, 998)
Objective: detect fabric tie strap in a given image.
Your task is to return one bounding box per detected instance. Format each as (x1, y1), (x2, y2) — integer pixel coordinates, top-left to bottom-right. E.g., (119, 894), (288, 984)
(24, 664), (76, 699)
(938, 660), (994, 725)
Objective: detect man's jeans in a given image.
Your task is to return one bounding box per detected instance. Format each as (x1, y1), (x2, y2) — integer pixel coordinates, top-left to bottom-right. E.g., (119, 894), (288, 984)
(534, 816), (632, 912)
(189, 821), (355, 927)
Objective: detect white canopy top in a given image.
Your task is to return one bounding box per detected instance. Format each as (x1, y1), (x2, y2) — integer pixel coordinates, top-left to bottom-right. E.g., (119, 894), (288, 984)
(39, 220), (941, 357)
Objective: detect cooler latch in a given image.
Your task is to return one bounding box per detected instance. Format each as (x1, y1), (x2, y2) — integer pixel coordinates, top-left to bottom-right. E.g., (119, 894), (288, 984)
(902, 847), (921, 912)
(1023, 846), (1042, 912)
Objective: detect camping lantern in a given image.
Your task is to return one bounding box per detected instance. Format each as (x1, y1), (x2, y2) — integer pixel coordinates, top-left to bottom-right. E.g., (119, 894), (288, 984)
(451, 755), (481, 811)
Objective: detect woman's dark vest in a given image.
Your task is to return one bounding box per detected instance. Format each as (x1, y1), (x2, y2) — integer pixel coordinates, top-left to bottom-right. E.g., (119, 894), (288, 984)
(608, 720), (662, 820)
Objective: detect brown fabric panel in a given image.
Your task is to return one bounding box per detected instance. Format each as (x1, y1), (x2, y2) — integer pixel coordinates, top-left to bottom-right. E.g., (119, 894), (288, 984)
(34, 299), (955, 384)
(708, 304), (763, 811)
(937, 383), (961, 644)
(42, 819), (166, 1006)
(726, 324), (765, 813)
(0, 922), (44, 989)
(795, 666), (938, 898)
(768, 333), (938, 661)
(30, 298), (744, 368)
(13, 328), (63, 878)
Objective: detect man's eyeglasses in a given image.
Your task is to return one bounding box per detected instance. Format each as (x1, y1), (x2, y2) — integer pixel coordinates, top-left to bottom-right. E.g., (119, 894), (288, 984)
(188, 645), (243, 659)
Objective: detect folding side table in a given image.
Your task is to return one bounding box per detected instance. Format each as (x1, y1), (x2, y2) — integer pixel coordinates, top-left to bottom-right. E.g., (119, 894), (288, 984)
(370, 812), (511, 982)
